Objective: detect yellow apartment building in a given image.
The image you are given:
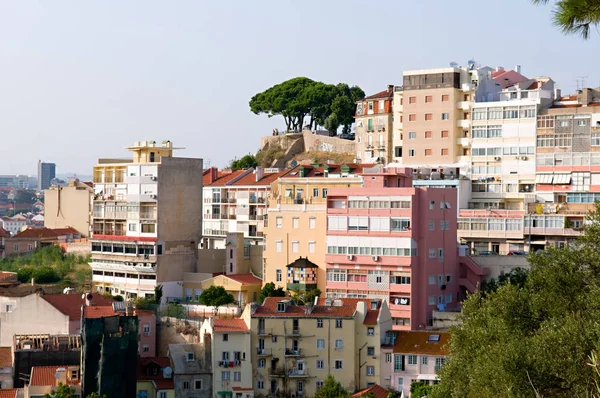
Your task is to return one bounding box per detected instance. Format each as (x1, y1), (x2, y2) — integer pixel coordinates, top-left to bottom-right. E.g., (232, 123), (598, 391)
(44, 178), (94, 237)
(136, 357), (175, 398)
(200, 318), (254, 398)
(244, 296), (393, 397)
(263, 164), (371, 292)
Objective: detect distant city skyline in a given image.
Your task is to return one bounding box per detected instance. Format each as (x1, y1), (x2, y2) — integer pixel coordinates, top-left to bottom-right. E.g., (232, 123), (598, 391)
(1, 0), (599, 175)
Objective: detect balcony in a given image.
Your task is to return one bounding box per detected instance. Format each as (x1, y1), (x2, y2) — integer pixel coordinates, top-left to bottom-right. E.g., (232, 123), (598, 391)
(459, 209), (525, 218)
(257, 328), (272, 336)
(285, 348), (302, 357)
(456, 137), (471, 147)
(457, 101), (471, 110)
(249, 214), (265, 221)
(527, 202), (596, 215)
(270, 367), (310, 378)
(461, 83), (475, 91)
(457, 119), (471, 129)
(256, 348), (272, 357)
(285, 328), (301, 336)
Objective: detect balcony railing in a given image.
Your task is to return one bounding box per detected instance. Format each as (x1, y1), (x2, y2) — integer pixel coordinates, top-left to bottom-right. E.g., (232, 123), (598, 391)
(527, 202), (596, 215)
(285, 348), (302, 357)
(258, 328), (272, 336)
(257, 348), (272, 356)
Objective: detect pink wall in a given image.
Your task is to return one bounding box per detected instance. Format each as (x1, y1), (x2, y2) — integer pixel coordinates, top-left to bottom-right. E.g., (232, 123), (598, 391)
(137, 311), (156, 357)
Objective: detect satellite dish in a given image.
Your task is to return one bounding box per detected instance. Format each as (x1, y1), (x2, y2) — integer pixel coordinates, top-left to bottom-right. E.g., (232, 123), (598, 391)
(86, 293), (94, 301)
(290, 160), (298, 168)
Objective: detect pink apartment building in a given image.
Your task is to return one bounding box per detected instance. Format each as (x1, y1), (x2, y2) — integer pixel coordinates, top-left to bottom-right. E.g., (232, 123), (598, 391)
(324, 166), (461, 330)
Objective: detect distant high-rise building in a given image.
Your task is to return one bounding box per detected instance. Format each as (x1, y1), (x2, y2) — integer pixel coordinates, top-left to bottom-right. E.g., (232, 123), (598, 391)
(37, 161), (56, 191)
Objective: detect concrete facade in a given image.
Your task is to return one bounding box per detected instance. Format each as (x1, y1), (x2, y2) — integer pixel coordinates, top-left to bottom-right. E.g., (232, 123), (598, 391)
(44, 179), (93, 237)
(355, 86), (394, 164)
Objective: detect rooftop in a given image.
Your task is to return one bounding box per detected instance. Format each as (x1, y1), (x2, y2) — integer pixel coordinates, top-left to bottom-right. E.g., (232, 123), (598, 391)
(203, 168), (290, 187)
(12, 227), (81, 239)
(253, 297), (358, 318)
(138, 357), (174, 390)
(83, 305), (154, 319)
(282, 163), (376, 179)
(30, 366), (80, 386)
(286, 257), (319, 269)
(0, 389), (18, 398)
(213, 318), (250, 333)
(223, 273), (262, 286)
(352, 384), (390, 398)
(42, 293), (115, 321)
(363, 88), (394, 101)
(393, 331), (450, 356)
(168, 344), (211, 374)
(0, 228), (10, 238)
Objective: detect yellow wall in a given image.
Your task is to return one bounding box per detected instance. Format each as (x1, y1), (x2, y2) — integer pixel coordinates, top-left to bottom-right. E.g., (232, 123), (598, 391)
(137, 380), (156, 397)
(44, 182), (92, 236)
(200, 275), (261, 305)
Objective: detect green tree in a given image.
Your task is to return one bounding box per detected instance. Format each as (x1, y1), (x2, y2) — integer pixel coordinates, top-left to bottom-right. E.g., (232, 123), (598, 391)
(313, 375), (350, 398)
(44, 383), (74, 398)
(410, 381), (433, 397)
(430, 202), (600, 398)
(86, 393), (108, 398)
(259, 282), (286, 302)
(198, 286), (235, 306)
(533, 0), (600, 38)
(481, 267), (529, 295)
(154, 284), (163, 304)
(323, 113), (340, 136)
(14, 189), (37, 203)
(230, 154), (258, 170)
(291, 288), (321, 305)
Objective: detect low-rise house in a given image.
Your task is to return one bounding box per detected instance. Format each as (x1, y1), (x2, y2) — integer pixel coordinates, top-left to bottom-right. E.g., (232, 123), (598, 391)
(389, 331), (450, 396)
(0, 346), (12, 389)
(137, 357), (175, 398)
(197, 274), (262, 306)
(0, 228), (9, 259)
(168, 343), (212, 398)
(25, 365), (81, 398)
(200, 318), (253, 398)
(4, 227), (82, 256)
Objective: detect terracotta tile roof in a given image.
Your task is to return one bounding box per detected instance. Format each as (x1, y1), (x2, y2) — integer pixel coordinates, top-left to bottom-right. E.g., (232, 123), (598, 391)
(139, 357), (171, 368)
(364, 89), (393, 100)
(286, 257), (318, 269)
(213, 318), (249, 333)
(352, 384), (390, 398)
(363, 309), (380, 325)
(154, 379), (175, 390)
(30, 366), (80, 386)
(84, 305), (155, 319)
(0, 347), (11, 368)
(138, 356), (174, 389)
(0, 272), (17, 282)
(224, 273), (262, 286)
(253, 297), (357, 318)
(82, 181), (93, 188)
(13, 228), (58, 239)
(393, 331), (450, 356)
(527, 81), (541, 90)
(42, 293), (115, 321)
(0, 389), (18, 398)
(227, 169), (289, 186)
(50, 227), (81, 236)
(0, 228), (10, 238)
(205, 170), (247, 187)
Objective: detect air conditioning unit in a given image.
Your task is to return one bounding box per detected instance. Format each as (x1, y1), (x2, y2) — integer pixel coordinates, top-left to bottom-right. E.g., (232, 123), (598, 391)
(150, 194), (157, 199)
(521, 156), (528, 160)
(494, 156), (501, 161)
(372, 255), (379, 262)
(347, 255), (354, 261)
(150, 176), (157, 181)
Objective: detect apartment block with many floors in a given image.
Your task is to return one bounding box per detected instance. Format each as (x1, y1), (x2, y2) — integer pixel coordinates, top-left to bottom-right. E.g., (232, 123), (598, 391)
(246, 296), (392, 397)
(202, 167), (286, 249)
(263, 164), (372, 292)
(324, 166), (461, 330)
(355, 86), (394, 164)
(90, 140), (203, 300)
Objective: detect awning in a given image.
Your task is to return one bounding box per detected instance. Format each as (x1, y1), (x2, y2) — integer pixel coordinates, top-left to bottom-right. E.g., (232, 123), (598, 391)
(536, 174), (553, 184)
(553, 173), (571, 184)
(417, 374), (440, 381)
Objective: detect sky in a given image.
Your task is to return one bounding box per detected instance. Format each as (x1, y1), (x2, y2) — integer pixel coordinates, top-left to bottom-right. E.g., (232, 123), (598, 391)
(1, 0), (599, 176)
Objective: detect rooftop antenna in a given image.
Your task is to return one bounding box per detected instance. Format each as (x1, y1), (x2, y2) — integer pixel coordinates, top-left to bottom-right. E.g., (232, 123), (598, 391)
(576, 76), (589, 90)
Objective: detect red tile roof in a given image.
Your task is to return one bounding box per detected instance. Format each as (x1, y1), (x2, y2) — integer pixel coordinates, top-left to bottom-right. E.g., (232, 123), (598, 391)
(0, 389), (18, 398)
(84, 305), (155, 319)
(253, 297), (357, 318)
(50, 227), (81, 236)
(393, 331), (450, 355)
(138, 357), (174, 390)
(13, 228), (58, 239)
(0, 347), (11, 368)
(42, 293), (115, 321)
(213, 318), (249, 333)
(316, 298), (382, 325)
(352, 384), (390, 398)
(364, 89), (394, 100)
(363, 309), (380, 325)
(154, 379), (175, 390)
(30, 366), (80, 386)
(204, 170), (247, 187)
(0, 228), (10, 239)
(225, 273), (262, 286)
(227, 170), (289, 186)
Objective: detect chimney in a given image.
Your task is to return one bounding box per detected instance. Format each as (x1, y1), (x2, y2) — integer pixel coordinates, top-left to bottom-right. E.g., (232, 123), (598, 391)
(515, 65), (521, 74)
(208, 167), (218, 184)
(387, 84), (394, 93)
(31, 278), (35, 287)
(579, 88), (592, 106)
(554, 88), (562, 100)
(84, 293), (93, 307)
(55, 368), (67, 385)
(255, 167), (264, 182)
(496, 66), (504, 72)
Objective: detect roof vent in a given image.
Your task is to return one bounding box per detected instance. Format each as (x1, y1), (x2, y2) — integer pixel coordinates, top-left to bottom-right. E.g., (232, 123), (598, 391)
(333, 299), (343, 307)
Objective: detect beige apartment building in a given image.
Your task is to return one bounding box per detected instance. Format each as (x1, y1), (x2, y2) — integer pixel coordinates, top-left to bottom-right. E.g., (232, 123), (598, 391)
(355, 86), (394, 164)
(44, 179), (93, 237)
(262, 164), (370, 292)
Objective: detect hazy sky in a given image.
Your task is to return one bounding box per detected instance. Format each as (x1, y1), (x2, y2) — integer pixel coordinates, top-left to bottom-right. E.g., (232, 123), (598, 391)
(1, 0), (598, 175)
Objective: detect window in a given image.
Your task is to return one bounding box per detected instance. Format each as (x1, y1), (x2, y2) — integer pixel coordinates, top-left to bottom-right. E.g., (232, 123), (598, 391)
(222, 371), (231, 381)
(322, 188), (328, 198)
(592, 133), (600, 146)
(277, 302), (286, 312)
(429, 249), (436, 258)
(386, 353), (392, 363)
(257, 380), (264, 389)
(442, 94), (449, 102)
(438, 248), (444, 258)
(429, 200), (435, 210)
(336, 319), (343, 328)
(428, 220), (434, 230)
(195, 380), (203, 390)
(317, 339), (325, 349)
(317, 381), (324, 389)
(317, 319), (323, 328)
(368, 327), (375, 336)
(327, 269), (347, 282)
(367, 366), (375, 376)
(309, 217), (316, 229)
(408, 355), (418, 365)
(141, 224), (155, 233)
(408, 149), (415, 157)
(425, 149), (432, 156)
(290, 217), (299, 229)
(391, 218), (410, 231)
(408, 114), (416, 122)
(578, 119), (587, 126)
(435, 357), (446, 370)
(276, 240), (282, 253)
(379, 100), (385, 110)
(367, 346), (375, 356)
(258, 359), (266, 368)
(234, 372), (241, 381)
(128, 224), (136, 232)
(425, 131), (432, 139)
(429, 296), (436, 305)
(408, 132), (416, 139)
(425, 95), (433, 103)
(441, 130), (449, 138)
(183, 381), (190, 390)
(160, 393), (167, 398)
(297, 381), (304, 393)
(398, 377), (404, 387)
(335, 339), (344, 350)
(441, 113), (449, 120)
(423, 356), (428, 365)
(425, 113), (433, 121)
(394, 355), (402, 371)
(276, 216), (282, 228)
(309, 241), (315, 253)
(409, 96), (416, 104)
(441, 148), (448, 156)
(223, 334), (229, 342)
(276, 269), (282, 282)
(5, 305), (12, 313)
(187, 352), (195, 361)
(272, 335), (277, 342)
(317, 359), (325, 369)
(292, 241), (299, 253)
(222, 352), (230, 361)
(143, 345), (149, 352)
(334, 360), (343, 370)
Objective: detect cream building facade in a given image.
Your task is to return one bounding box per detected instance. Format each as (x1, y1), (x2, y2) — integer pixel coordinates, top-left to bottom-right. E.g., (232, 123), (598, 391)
(44, 178), (93, 236)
